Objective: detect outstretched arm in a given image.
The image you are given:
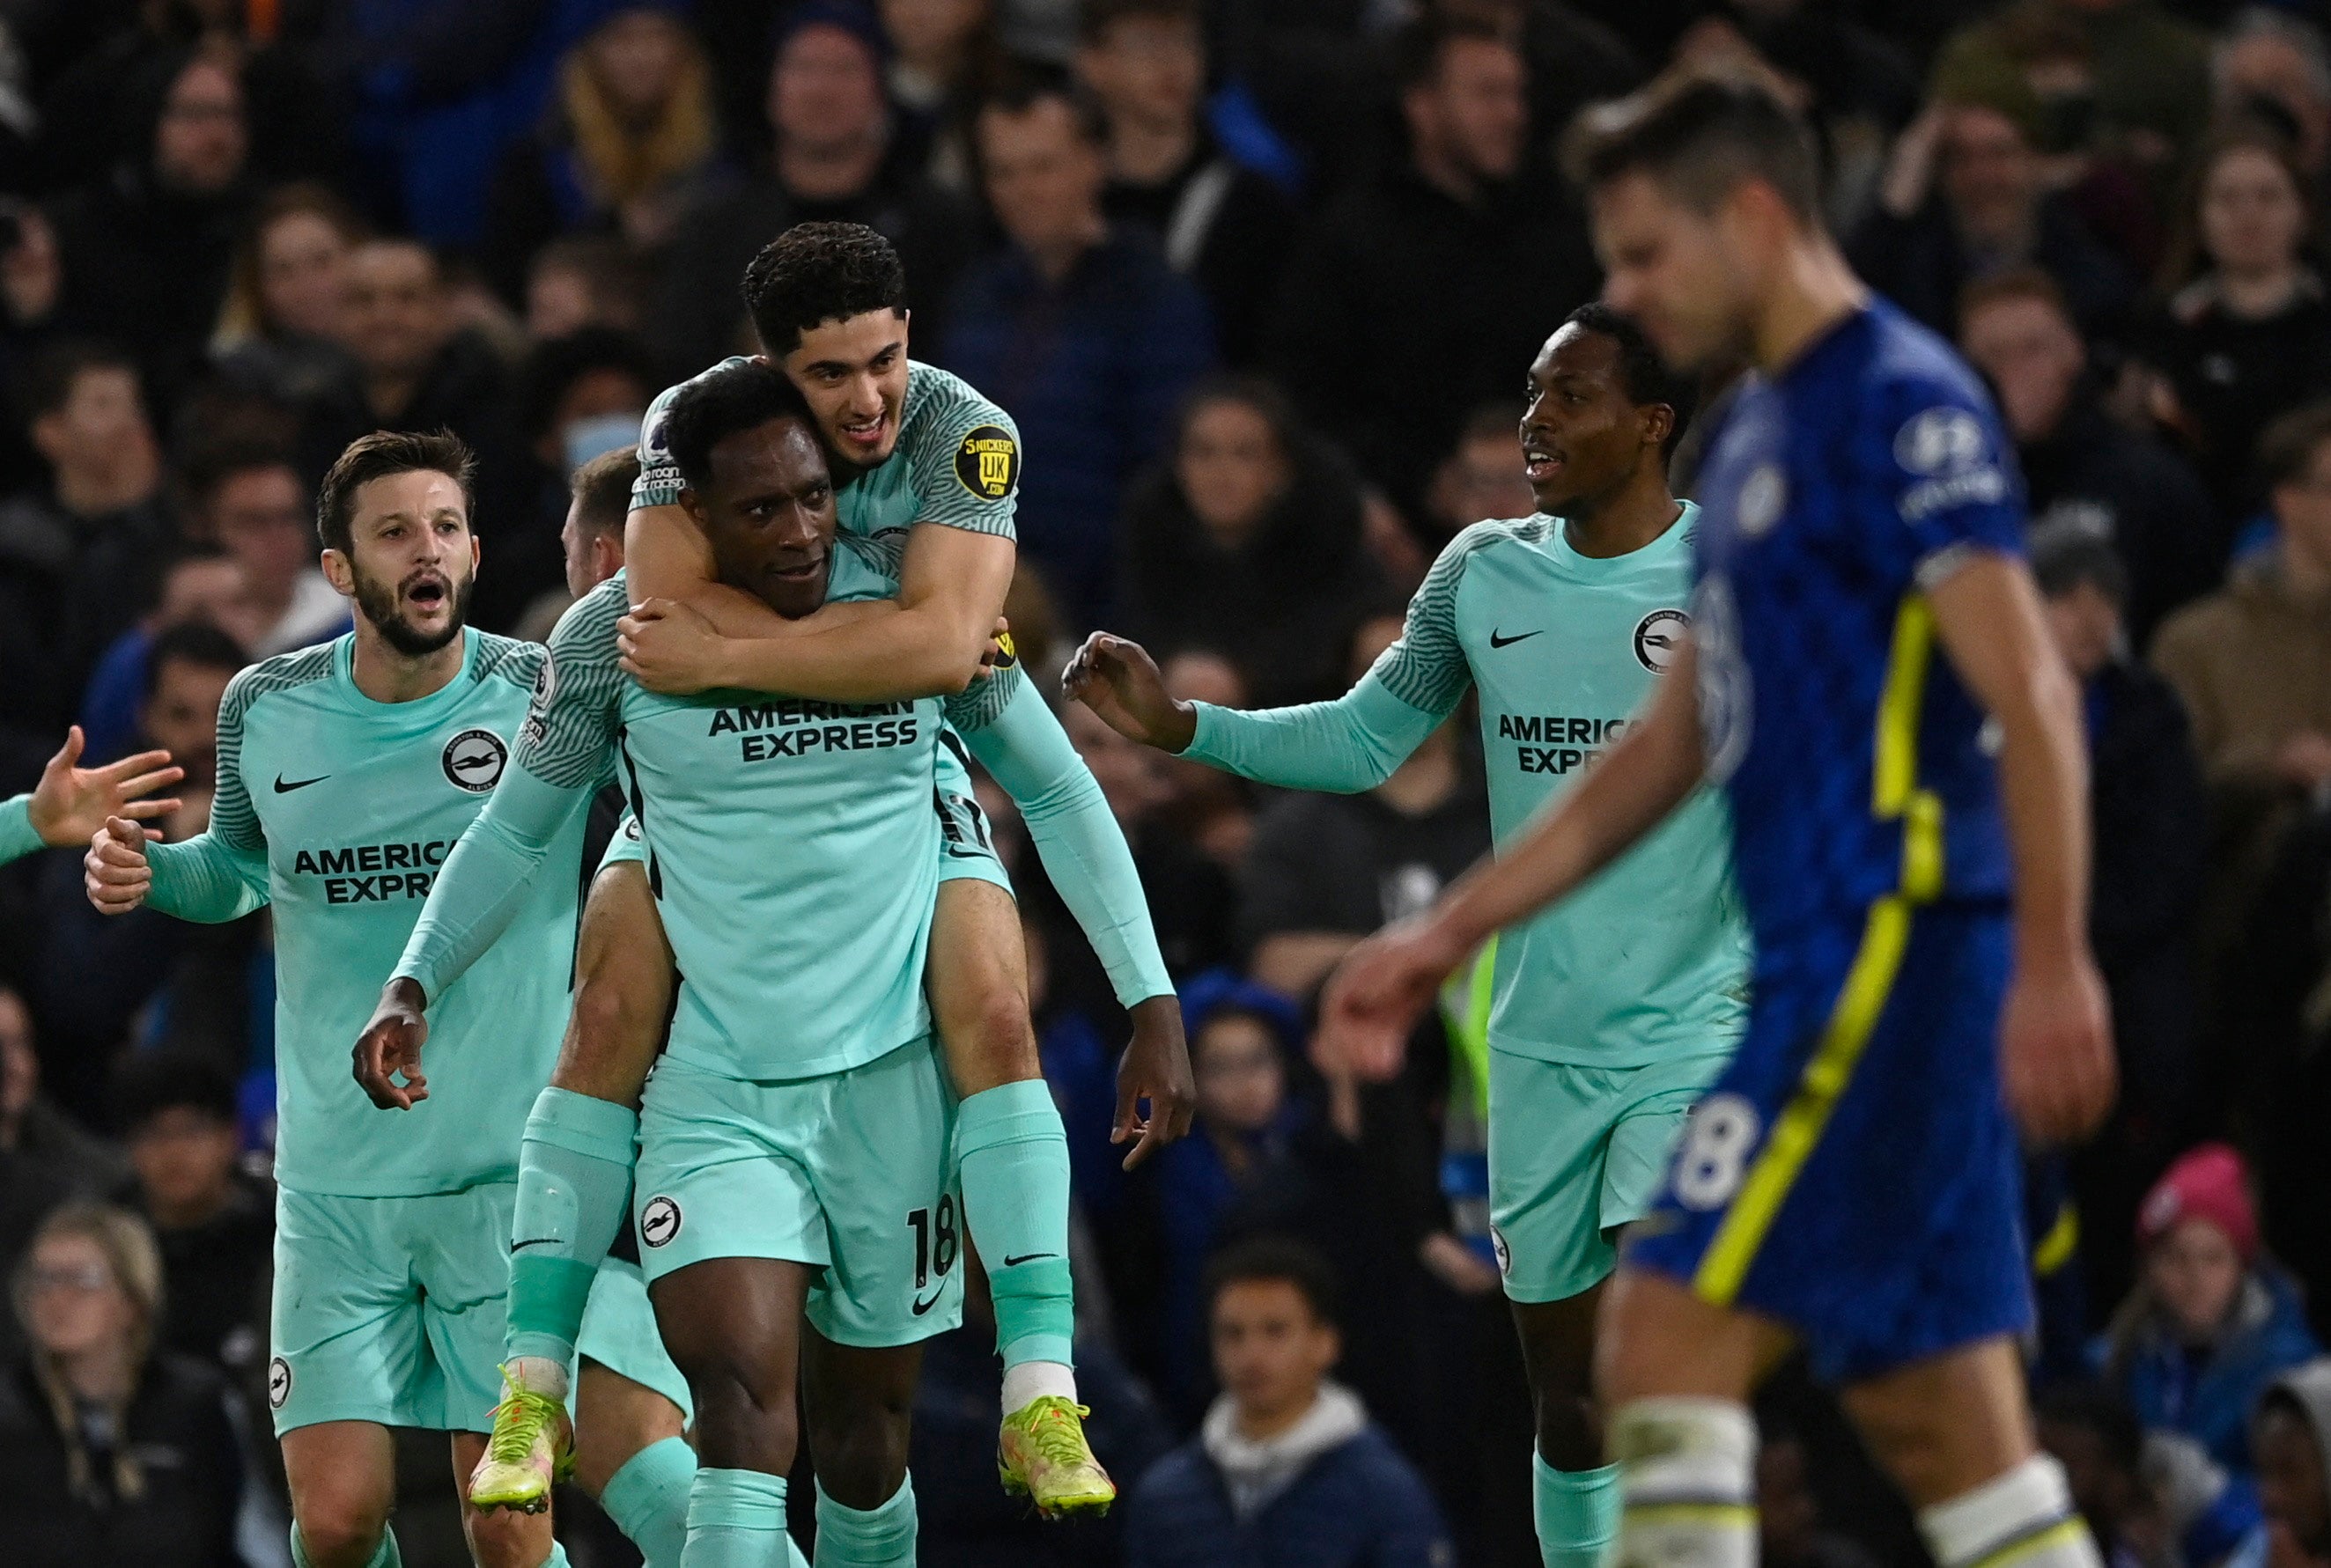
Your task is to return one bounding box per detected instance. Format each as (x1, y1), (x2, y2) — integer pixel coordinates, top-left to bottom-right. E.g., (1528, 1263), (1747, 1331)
(1927, 554), (2114, 1145)
(4, 726), (184, 864)
(954, 670), (1193, 1165)
(1318, 637), (1708, 1075)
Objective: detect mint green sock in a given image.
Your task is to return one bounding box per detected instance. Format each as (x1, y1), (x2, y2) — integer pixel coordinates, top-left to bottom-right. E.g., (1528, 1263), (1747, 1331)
(533, 1546), (571, 1568)
(291, 1523), (401, 1568)
(681, 1468), (791, 1568)
(601, 1436), (697, 1568)
(955, 1081), (1074, 1369)
(1534, 1451), (1620, 1568)
(508, 1086), (638, 1366)
(814, 1476), (917, 1568)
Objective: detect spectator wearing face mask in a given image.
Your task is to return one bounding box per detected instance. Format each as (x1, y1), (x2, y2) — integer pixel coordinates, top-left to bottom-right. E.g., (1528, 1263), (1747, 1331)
(497, 327), (656, 634)
(1124, 1238), (1453, 1568)
(2095, 1144), (2320, 1475)
(0, 1203), (253, 1568)
(1115, 378), (1386, 710)
(1959, 267), (2222, 644)
(653, 1), (977, 379)
(111, 1053), (268, 1378)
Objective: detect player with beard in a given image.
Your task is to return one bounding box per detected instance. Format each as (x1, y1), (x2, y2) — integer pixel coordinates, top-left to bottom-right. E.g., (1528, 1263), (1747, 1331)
(1066, 304), (1750, 1568)
(81, 431), (671, 1568)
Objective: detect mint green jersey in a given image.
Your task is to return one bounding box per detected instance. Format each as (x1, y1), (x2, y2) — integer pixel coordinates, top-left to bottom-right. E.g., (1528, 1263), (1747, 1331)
(633, 359), (1020, 543)
(1189, 506), (1750, 1068)
(145, 632), (585, 1196)
(0, 794), (39, 864)
(452, 546), (1012, 1080)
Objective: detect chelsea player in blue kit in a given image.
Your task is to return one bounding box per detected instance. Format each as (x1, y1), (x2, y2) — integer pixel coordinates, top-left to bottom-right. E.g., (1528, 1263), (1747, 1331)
(1326, 74), (2117, 1568)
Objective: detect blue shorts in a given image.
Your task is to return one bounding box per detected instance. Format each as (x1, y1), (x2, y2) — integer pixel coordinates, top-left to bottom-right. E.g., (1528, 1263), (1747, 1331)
(1625, 902), (2032, 1383)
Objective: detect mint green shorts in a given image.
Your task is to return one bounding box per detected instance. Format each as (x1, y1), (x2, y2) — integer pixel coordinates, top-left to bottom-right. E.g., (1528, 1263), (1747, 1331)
(601, 750), (1013, 892)
(268, 1184), (515, 1436)
(633, 1039), (963, 1346)
(576, 1257), (692, 1418)
(1487, 1049), (1729, 1304)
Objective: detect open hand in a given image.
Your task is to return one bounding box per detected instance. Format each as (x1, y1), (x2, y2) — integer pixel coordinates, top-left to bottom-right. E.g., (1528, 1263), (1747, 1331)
(1063, 633), (1197, 752)
(32, 726), (181, 847)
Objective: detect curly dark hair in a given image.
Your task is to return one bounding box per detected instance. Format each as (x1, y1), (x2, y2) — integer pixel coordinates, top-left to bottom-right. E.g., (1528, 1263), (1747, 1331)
(664, 359), (815, 494)
(742, 222), (907, 357)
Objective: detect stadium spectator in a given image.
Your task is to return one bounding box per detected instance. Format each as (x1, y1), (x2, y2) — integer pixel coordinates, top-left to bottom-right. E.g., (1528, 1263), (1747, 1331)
(1420, 402), (1535, 553)
(1114, 378), (1384, 709)
(879, 0), (1004, 188)
(1757, 1420), (1882, 1568)
(2033, 1383), (2154, 1568)
(0, 983), (130, 1239)
(1123, 1237), (1454, 1568)
(2034, 531), (2209, 1301)
(523, 234), (648, 342)
(302, 239), (513, 475)
(2214, 10), (2331, 184)
(1236, 615), (1489, 1001)
(112, 1053), (268, 1376)
(653, 1), (977, 379)
(1959, 268), (2222, 644)
(2152, 401), (2331, 851)
(1154, 650), (1258, 872)
(479, 6), (722, 309)
(46, 50), (252, 405)
(2095, 1144), (2320, 1474)
(2145, 127), (2331, 523)
(941, 65), (1215, 621)
(0, 1203), (250, 1568)
(1931, 0), (2212, 179)
(0, 342), (175, 770)
(493, 328), (657, 632)
(1267, 12), (1596, 517)
(182, 445), (343, 660)
(1078, 0), (1299, 368)
(2258, 1363), (2331, 1568)
(208, 182), (365, 412)
(1850, 93), (2135, 342)
(1065, 697), (1236, 979)
(75, 548), (250, 766)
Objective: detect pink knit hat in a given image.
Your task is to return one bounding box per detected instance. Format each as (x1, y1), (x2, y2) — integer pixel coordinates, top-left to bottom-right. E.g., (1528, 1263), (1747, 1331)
(2137, 1143), (2260, 1262)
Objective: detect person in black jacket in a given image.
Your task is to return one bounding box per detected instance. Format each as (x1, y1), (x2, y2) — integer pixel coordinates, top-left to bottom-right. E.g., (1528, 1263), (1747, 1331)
(1124, 1238), (1452, 1568)
(1115, 378), (1388, 710)
(1265, 11), (1597, 517)
(2034, 529), (2209, 1307)
(0, 1202), (252, 1568)
(1959, 267), (2225, 647)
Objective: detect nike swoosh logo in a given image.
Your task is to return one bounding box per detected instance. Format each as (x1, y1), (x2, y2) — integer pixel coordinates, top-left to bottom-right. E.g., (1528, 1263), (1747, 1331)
(1000, 1253), (1058, 1268)
(911, 1289), (945, 1316)
(1488, 629), (1543, 649)
(510, 1238), (562, 1252)
(274, 774), (328, 792)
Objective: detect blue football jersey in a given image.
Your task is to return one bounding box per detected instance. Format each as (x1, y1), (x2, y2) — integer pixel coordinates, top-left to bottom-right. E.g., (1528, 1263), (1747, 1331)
(1690, 301), (2026, 970)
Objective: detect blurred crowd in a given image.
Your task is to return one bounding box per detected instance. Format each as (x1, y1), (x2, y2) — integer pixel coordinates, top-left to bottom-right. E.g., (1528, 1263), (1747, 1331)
(5, 1), (2331, 1565)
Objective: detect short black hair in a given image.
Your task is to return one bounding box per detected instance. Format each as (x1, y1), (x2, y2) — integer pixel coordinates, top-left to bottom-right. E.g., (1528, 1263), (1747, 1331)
(1079, 0), (1202, 44)
(664, 360), (818, 495)
(19, 339), (139, 427)
(2033, 1381), (2143, 1478)
(1560, 302), (1699, 453)
(113, 1050), (238, 1134)
(2030, 526), (2128, 607)
(2259, 400), (2331, 492)
(1391, 12), (1512, 94)
(743, 222), (906, 359)
(517, 328), (656, 445)
(1204, 1236), (1341, 1329)
(976, 61), (1110, 150)
(144, 620), (247, 699)
(570, 446), (640, 540)
(1565, 68), (1824, 224)
(315, 430), (476, 555)
(180, 437), (300, 519)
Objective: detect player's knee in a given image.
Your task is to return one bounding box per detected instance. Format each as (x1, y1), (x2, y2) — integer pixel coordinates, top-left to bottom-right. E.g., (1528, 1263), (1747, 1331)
(806, 1392), (912, 1505)
(293, 1500), (393, 1568)
(678, 1358), (800, 1472)
(938, 982), (1038, 1086)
